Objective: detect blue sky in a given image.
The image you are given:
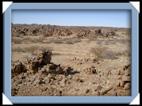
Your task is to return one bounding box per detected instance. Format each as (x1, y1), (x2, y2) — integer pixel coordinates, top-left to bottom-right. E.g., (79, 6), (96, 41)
(12, 10), (130, 28)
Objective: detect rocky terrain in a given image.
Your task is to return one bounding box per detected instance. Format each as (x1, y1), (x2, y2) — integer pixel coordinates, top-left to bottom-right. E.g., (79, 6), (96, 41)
(12, 24), (131, 96)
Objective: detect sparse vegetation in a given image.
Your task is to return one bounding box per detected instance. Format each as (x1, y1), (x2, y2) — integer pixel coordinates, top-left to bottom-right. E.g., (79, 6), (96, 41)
(12, 24), (131, 96)
(12, 37), (23, 44)
(12, 45), (53, 53)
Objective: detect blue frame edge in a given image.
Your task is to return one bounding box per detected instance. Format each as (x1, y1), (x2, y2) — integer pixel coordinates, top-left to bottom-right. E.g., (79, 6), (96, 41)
(3, 3), (139, 104)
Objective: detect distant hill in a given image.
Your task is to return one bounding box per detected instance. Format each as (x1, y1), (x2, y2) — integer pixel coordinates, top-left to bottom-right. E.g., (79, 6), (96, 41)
(12, 24), (130, 38)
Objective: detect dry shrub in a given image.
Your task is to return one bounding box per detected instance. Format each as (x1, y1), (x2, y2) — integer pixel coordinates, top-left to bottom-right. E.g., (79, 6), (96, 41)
(90, 47), (118, 60)
(47, 37), (81, 44)
(52, 39), (63, 44)
(90, 47), (106, 60)
(12, 37), (23, 44)
(13, 46), (53, 53)
(64, 37), (81, 44)
(12, 36), (45, 44)
(84, 66), (97, 74)
(116, 49), (131, 57)
(22, 36), (45, 43)
(102, 50), (118, 60)
(12, 46), (37, 53)
(12, 47), (25, 52)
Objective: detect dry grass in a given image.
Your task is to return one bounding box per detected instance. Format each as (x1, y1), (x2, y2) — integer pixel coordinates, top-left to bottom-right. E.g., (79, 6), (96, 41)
(12, 46), (38, 53)
(12, 36), (45, 44)
(63, 37), (81, 44)
(90, 47), (118, 60)
(23, 36), (45, 43)
(11, 24), (131, 96)
(116, 49), (131, 57)
(44, 37), (81, 44)
(90, 47), (106, 60)
(13, 36), (81, 45)
(90, 46), (130, 60)
(12, 46), (53, 53)
(12, 37), (23, 44)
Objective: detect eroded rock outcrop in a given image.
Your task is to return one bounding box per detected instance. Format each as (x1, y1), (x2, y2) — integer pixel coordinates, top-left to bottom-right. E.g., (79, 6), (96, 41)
(12, 61), (27, 77)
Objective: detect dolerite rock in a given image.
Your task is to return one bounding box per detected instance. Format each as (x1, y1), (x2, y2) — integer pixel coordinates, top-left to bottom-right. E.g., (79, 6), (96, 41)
(48, 63), (58, 70)
(45, 26), (54, 37)
(48, 64), (65, 74)
(85, 66), (97, 74)
(31, 59), (40, 73)
(41, 50), (52, 65)
(106, 31), (116, 36)
(77, 29), (90, 38)
(12, 61), (27, 76)
(95, 29), (103, 36)
(64, 67), (73, 76)
(55, 65), (64, 74)
(57, 28), (72, 36)
(29, 50), (52, 73)
(95, 29), (116, 37)
(123, 64), (130, 71)
(47, 64), (75, 76)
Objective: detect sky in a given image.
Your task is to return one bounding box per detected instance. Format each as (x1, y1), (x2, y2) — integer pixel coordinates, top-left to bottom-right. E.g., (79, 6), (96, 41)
(12, 10), (130, 28)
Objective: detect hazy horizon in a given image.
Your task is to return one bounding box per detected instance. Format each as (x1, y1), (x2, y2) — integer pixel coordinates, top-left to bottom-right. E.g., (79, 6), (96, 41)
(12, 23), (130, 29)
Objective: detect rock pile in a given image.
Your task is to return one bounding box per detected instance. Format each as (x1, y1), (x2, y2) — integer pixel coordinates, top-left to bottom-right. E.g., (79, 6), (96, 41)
(77, 29), (90, 38)
(95, 29), (116, 37)
(12, 49), (78, 76)
(29, 50), (52, 73)
(12, 24), (119, 38)
(12, 61), (27, 77)
(84, 66), (97, 74)
(12, 24), (73, 37)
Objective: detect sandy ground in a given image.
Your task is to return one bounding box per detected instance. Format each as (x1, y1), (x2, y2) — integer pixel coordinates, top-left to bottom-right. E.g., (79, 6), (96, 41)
(12, 24), (131, 96)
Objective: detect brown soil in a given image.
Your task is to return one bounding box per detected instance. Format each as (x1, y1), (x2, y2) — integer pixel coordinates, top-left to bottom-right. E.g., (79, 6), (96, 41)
(12, 24), (131, 96)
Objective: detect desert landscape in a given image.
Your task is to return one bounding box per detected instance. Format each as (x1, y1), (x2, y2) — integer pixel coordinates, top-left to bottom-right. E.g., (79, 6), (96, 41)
(12, 24), (131, 96)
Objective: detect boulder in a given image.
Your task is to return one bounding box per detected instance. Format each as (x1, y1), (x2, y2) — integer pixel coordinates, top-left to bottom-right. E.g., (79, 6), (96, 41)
(85, 66), (97, 74)
(29, 50), (52, 73)
(12, 61), (27, 76)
